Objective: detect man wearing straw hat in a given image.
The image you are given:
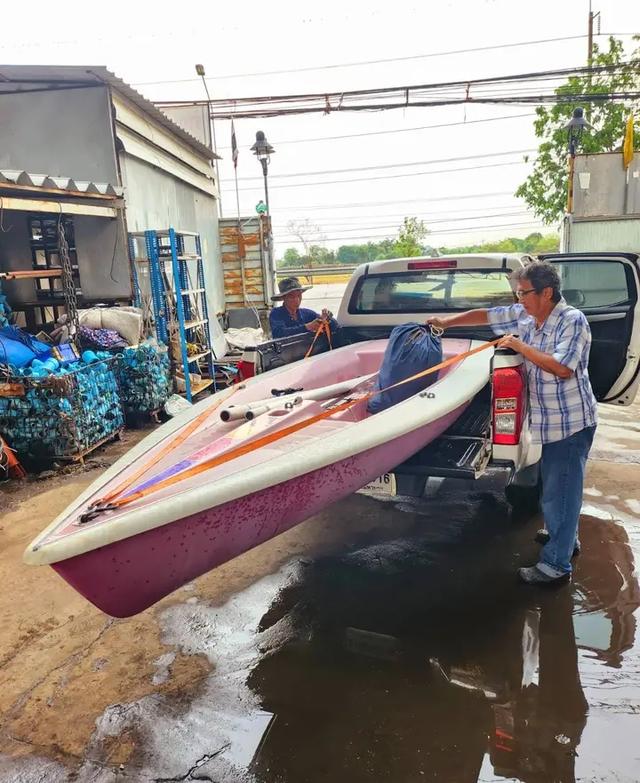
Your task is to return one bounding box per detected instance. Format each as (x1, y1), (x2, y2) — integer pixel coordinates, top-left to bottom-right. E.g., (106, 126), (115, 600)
(269, 277), (339, 339)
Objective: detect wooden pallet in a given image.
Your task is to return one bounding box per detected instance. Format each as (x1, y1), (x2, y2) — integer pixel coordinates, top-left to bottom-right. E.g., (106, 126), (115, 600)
(53, 428), (124, 465)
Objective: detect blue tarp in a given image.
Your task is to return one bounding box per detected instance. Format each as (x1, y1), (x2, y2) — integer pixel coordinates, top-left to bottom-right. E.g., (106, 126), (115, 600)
(0, 326), (52, 369)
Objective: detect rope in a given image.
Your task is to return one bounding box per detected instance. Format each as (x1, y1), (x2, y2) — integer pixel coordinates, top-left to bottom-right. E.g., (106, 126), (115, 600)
(84, 337), (500, 518)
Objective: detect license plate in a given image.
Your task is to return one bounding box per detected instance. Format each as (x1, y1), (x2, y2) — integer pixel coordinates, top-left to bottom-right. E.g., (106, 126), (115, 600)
(358, 473), (397, 496)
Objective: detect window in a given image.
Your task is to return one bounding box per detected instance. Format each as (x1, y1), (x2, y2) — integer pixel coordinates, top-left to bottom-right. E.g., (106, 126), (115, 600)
(553, 260), (631, 308)
(352, 270), (515, 313)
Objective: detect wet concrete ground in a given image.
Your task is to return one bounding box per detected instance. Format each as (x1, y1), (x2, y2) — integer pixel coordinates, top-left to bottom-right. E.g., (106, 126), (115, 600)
(0, 400), (639, 782)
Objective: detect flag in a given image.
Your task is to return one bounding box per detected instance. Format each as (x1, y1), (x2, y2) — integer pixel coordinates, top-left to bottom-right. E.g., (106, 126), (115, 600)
(623, 113), (634, 170)
(231, 119), (239, 170)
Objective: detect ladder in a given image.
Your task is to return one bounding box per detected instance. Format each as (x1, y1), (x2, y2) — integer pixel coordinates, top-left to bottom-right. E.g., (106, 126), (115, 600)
(167, 228), (216, 401)
(128, 228), (216, 402)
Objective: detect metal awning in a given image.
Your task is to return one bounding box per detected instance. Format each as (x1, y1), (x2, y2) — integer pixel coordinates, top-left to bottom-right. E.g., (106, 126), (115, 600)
(0, 65), (220, 162)
(0, 169), (122, 198)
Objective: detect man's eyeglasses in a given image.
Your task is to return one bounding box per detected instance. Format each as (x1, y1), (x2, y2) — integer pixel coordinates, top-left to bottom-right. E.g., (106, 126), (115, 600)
(515, 288), (537, 299)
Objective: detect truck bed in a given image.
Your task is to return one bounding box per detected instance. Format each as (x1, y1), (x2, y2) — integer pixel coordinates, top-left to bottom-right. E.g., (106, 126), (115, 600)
(392, 384), (493, 496)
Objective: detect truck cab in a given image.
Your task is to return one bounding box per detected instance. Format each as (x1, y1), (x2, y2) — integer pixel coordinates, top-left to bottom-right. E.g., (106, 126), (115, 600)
(258, 252), (640, 509)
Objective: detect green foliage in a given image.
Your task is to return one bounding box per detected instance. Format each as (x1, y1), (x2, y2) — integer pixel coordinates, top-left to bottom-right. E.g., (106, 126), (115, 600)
(278, 231), (559, 267)
(282, 248), (302, 268)
(391, 216), (429, 258)
(307, 245), (336, 266)
(516, 36), (640, 224)
(440, 232), (559, 255)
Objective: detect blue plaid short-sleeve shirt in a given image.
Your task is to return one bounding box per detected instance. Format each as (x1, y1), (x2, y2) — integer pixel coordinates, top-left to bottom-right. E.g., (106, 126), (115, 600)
(488, 300), (597, 444)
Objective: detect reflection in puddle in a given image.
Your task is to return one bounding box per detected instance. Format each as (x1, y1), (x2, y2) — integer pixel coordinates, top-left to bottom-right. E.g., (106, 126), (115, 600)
(246, 504), (640, 783)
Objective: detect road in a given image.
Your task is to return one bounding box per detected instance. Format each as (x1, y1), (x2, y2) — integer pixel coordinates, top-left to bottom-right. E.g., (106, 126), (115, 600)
(303, 282), (347, 316)
(0, 400), (639, 782)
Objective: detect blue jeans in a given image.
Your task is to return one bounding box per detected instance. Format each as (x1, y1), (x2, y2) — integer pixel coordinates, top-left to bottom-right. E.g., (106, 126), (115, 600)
(538, 425), (596, 577)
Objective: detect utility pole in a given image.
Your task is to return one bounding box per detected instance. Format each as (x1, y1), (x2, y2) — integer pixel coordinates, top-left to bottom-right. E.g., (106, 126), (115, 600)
(586, 3), (600, 121)
(195, 64), (223, 218)
(587, 3), (601, 70)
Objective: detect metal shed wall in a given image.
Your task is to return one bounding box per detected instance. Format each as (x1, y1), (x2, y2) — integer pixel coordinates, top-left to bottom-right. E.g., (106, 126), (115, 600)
(0, 86), (117, 184)
(158, 105), (211, 149)
(120, 154), (223, 313)
(566, 218), (640, 253)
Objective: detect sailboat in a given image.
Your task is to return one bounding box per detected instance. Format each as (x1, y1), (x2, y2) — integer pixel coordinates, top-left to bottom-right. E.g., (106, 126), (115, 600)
(24, 337), (491, 617)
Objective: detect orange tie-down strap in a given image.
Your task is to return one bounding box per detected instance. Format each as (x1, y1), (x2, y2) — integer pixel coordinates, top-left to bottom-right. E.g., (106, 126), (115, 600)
(305, 319), (332, 359)
(82, 337), (500, 520)
(94, 384), (243, 508)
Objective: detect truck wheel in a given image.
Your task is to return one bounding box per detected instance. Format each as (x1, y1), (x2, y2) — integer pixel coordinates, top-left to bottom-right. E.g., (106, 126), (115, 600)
(505, 482), (541, 514)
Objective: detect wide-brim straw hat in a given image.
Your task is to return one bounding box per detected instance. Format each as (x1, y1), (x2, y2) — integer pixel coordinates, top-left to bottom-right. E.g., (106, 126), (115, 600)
(271, 276), (313, 301)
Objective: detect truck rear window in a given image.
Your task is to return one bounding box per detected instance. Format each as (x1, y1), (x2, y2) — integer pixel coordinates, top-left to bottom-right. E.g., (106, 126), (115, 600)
(351, 270), (515, 313)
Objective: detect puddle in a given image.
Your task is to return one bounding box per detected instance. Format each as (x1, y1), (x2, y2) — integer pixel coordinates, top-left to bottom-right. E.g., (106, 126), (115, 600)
(243, 500), (640, 783)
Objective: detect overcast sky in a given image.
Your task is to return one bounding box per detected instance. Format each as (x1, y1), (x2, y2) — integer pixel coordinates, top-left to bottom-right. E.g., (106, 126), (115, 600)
(3, 0), (638, 256)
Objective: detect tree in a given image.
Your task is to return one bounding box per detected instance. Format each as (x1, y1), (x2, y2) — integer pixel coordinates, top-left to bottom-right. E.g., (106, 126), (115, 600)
(394, 216), (429, 258)
(280, 248), (303, 269)
(286, 219), (326, 260)
(375, 217), (430, 259)
(307, 245), (336, 266)
(516, 36), (640, 224)
(440, 232), (559, 255)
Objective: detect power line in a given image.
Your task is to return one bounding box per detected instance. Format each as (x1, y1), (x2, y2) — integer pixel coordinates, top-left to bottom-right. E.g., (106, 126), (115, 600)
(278, 221), (544, 244)
(275, 211), (532, 232)
(209, 68), (640, 119)
(159, 61), (639, 119)
(271, 191), (516, 210)
(222, 148), (535, 182)
(216, 112), (536, 150)
(278, 215), (533, 236)
(138, 33), (627, 85)
(276, 205), (527, 223)
(236, 159), (534, 191)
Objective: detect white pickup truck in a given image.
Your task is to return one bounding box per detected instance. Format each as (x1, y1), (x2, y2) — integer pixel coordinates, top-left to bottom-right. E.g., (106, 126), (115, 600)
(258, 252), (640, 509)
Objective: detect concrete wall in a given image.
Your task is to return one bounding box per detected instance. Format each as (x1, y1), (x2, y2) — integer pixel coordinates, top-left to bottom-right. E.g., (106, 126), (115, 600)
(574, 153), (640, 218)
(120, 154), (223, 313)
(0, 86), (118, 183)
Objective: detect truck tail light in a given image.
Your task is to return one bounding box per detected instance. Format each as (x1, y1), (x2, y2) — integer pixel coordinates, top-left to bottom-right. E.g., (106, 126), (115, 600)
(407, 260), (457, 270)
(492, 366), (526, 445)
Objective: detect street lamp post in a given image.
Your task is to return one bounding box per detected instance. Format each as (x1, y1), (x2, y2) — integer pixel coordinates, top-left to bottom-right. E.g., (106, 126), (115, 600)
(251, 131), (276, 301)
(195, 64), (222, 217)
(564, 107), (592, 214)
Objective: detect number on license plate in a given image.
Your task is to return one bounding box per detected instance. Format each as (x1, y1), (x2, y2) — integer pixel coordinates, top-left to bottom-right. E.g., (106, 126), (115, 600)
(359, 473), (397, 496)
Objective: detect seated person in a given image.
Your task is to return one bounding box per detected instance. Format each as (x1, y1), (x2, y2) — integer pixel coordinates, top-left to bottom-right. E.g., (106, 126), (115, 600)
(269, 277), (338, 338)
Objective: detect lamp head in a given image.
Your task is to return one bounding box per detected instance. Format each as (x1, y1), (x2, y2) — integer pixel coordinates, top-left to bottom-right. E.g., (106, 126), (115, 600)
(250, 130), (275, 160)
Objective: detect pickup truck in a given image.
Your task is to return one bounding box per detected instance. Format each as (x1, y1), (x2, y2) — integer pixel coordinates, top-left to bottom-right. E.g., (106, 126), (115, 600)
(256, 252), (640, 510)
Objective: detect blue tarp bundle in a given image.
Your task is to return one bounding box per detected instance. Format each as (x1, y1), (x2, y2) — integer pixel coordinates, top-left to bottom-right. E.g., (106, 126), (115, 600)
(0, 326), (52, 368)
(367, 323), (443, 414)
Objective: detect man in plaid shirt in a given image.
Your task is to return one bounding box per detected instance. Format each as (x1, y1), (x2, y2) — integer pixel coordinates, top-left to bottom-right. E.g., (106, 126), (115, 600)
(428, 261), (597, 585)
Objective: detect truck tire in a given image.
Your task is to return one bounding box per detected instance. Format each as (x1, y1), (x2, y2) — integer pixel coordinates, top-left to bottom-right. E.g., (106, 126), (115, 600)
(505, 481), (541, 514)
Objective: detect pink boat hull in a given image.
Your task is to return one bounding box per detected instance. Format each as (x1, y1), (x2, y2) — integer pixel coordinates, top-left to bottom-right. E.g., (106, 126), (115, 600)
(52, 403), (466, 617)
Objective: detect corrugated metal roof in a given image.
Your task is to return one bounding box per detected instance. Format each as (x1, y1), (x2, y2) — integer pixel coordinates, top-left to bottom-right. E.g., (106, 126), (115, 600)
(0, 65), (220, 162)
(0, 169), (123, 197)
